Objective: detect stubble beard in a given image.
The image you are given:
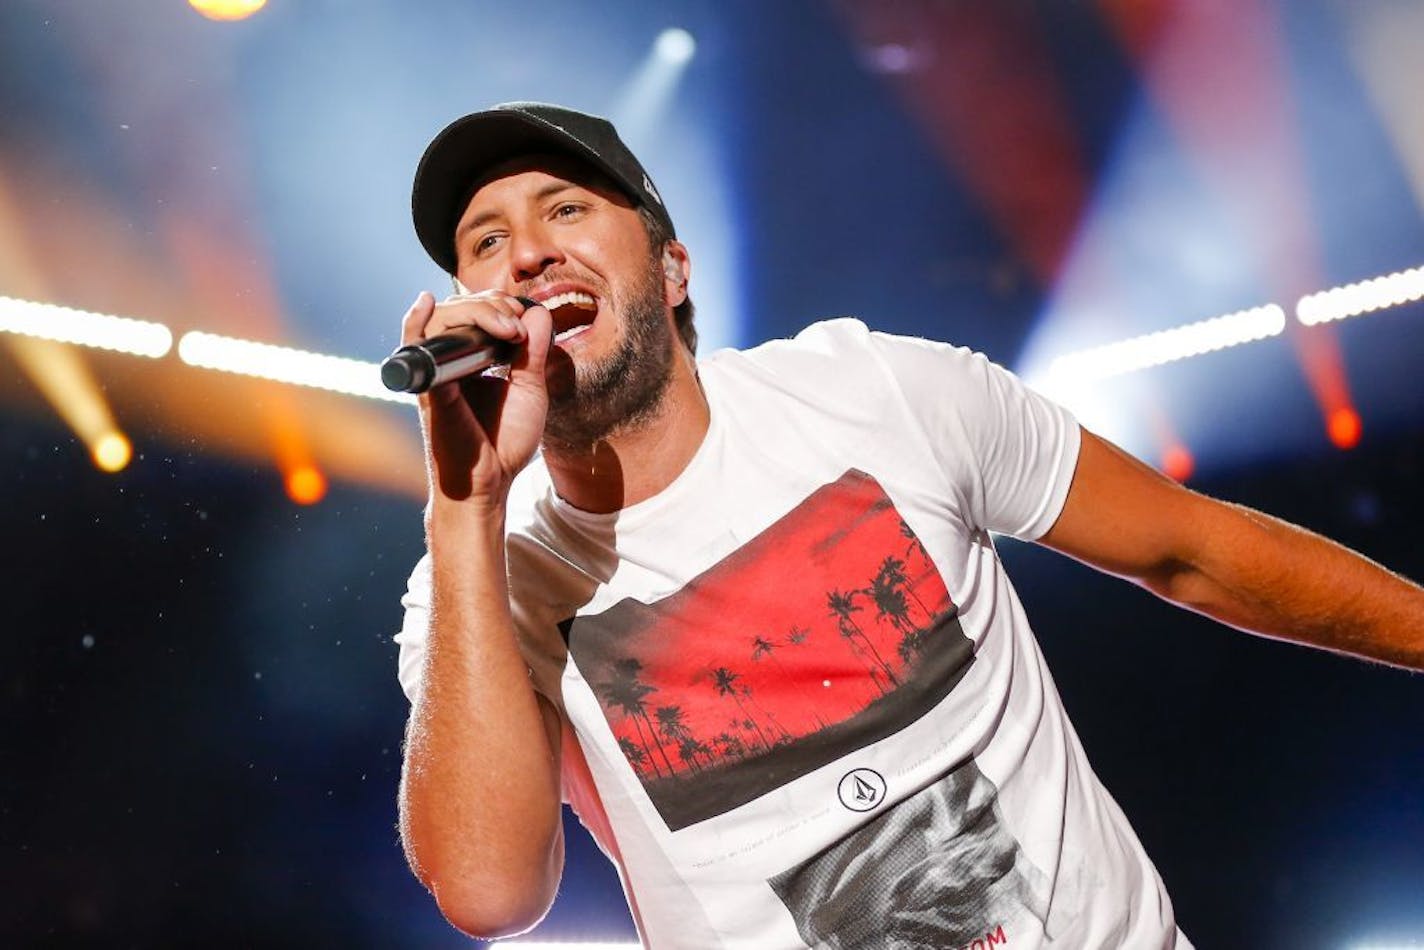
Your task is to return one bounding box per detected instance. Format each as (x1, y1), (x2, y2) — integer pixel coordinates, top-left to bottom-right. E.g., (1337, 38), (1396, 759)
(542, 252), (677, 451)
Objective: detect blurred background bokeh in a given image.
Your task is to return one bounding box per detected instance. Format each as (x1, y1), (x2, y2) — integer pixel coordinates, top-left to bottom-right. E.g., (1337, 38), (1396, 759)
(2, 1), (1421, 947)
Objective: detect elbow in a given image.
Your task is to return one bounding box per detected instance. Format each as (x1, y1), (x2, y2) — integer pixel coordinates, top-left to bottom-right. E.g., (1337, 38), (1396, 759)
(408, 829), (564, 940)
(1140, 557), (1214, 612)
(432, 876), (557, 941)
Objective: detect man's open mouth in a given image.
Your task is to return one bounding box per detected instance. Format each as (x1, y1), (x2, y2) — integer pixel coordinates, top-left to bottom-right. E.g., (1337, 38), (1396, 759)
(538, 291), (599, 343)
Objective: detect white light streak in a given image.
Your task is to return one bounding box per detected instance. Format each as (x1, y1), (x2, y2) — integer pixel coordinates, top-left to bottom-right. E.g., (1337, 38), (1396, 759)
(1045, 304), (1286, 385)
(492, 943), (642, 949)
(1297, 264), (1424, 325)
(6, 260), (1420, 413)
(611, 30), (698, 146)
(655, 28), (696, 64)
(0, 295), (172, 358)
(177, 331), (412, 404)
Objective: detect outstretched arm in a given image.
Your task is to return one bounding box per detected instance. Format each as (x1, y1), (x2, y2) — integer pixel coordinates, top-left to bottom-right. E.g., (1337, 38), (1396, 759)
(1039, 428), (1424, 671)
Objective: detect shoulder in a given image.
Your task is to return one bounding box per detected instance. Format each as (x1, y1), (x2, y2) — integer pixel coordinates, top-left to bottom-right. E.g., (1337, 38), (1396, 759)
(700, 317), (986, 402)
(705, 317), (887, 369)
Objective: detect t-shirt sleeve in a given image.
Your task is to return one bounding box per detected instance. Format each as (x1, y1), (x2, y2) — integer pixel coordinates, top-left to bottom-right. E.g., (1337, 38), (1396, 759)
(863, 325), (1081, 541)
(393, 552), (432, 705)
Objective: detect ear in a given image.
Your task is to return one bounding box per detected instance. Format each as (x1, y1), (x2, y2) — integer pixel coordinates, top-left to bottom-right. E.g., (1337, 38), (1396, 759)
(661, 239), (691, 308)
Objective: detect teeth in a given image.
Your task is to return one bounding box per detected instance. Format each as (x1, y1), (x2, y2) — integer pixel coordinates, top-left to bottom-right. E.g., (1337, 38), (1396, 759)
(539, 291), (596, 311)
(554, 325), (590, 343)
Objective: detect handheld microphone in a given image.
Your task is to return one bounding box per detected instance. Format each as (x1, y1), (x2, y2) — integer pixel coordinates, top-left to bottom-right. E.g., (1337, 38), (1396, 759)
(380, 296), (538, 394)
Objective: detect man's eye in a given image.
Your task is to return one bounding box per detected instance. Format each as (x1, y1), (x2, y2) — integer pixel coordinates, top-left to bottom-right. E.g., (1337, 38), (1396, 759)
(474, 233), (502, 254)
(554, 203), (584, 219)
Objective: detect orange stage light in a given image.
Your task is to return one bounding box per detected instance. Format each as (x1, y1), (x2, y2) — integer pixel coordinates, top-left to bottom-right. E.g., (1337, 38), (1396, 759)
(285, 465), (327, 505)
(1326, 407), (1362, 450)
(1161, 444), (1194, 483)
(92, 431), (133, 473)
(188, 0), (266, 21)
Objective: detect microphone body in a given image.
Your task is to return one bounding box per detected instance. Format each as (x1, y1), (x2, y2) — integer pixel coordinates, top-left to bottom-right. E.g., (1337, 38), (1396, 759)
(381, 296), (536, 394)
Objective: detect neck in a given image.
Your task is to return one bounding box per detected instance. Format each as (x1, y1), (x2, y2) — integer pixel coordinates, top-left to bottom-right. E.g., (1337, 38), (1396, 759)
(543, 348), (710, 514)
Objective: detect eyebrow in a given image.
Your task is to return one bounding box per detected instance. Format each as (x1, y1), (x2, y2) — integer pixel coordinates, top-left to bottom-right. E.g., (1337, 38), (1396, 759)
(455, 181), (580, 243)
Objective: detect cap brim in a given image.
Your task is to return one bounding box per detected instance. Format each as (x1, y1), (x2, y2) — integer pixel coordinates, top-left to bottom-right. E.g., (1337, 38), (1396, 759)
(411, 110), (626, 274)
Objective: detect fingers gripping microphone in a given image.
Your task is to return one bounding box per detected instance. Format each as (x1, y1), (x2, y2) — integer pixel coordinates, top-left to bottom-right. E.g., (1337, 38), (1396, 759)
(380, 297), (538, 394)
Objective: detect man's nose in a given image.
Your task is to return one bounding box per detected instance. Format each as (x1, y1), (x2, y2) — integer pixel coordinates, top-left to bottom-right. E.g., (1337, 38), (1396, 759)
(508, 225), (563, 282)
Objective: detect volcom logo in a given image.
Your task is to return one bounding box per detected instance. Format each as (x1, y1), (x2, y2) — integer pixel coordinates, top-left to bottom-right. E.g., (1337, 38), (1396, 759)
(642, 173), (663, 204)
(837, 768), (886, 812)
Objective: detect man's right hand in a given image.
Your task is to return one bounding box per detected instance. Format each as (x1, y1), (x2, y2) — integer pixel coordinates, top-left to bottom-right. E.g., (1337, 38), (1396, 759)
(400, 290), (554, 508)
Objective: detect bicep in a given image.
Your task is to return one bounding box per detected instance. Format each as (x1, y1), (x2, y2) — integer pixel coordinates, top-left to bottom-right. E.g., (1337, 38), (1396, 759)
(1037, 428), (1216, 591)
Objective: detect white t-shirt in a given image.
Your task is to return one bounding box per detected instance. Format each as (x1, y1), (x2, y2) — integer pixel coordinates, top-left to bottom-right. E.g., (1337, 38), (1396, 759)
(397, 319), (1192, 949)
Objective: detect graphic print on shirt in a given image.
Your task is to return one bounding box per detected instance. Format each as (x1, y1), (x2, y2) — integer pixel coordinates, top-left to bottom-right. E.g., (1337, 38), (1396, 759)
(562, 469), (975, 831)
(768, 759), (1050, 948)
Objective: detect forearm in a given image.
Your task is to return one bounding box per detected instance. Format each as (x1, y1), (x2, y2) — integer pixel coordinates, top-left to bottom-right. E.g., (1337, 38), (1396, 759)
(1146, 498), (1424, 670)
(399, 502), (563, 937)
(1042, 430), (1423, 671)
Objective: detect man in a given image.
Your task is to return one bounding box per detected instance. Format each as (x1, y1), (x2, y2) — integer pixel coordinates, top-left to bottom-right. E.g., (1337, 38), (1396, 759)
(393, 102), (1422, 948)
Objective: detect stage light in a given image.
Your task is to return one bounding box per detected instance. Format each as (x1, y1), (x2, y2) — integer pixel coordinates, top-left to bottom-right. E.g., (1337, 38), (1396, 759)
(613, 28), (698, 143)
(188, 0), (266, 21)
(1327, 406), (1362, 450)
(1044, 304), (1286, 384)
(609, 26), (738, 354)
(0, 295), (172, 358)
(1161, 444), (1194, 483)
(285, 464), (327, 505)
(91, 431), (132, 473)
(1297, 265), (1424, 326)
(655, 28), (697, 65)
(5, 333), (138, 483)
(863, 43), (918, 74)
(177, 331), (412, 405)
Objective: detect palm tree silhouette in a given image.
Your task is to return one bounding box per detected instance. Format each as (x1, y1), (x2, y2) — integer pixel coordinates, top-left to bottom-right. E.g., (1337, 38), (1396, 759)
(875, 554), (934, 624)
(900, 518), (930, 564)
(657, 704), (705, 775)
(897, 626), (931, 664)
(677, 737), (714, 772)
(866, 568), (915, 636)
(712, 666), (771, 751)
(786, 625), (810, 646)
(656, 704), (691, 741)
(676, 738), (703, 773)
(714, 731), (747, 761)
(617, 736), (650, 777)
(827, 587), (900, 686)
(594, 657), (675, 778)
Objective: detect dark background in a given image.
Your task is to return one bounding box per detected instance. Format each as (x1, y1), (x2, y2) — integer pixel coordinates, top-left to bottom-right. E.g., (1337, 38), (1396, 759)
(2, 1), (1422, 947)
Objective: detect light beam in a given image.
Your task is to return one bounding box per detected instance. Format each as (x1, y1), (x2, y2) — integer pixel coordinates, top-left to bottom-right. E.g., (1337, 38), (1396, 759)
(177, 331), (410, 404)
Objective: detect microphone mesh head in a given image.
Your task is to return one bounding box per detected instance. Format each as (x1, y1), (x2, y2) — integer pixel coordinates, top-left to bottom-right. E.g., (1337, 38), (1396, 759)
(381, 354), (423, 393)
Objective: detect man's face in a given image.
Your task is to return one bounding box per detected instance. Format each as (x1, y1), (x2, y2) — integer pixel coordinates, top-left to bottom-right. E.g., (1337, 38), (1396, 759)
(453, 155), (679, 447)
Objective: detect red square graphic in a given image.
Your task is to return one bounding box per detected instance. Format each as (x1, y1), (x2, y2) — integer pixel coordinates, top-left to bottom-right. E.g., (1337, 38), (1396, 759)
(565, 469), (972, 830)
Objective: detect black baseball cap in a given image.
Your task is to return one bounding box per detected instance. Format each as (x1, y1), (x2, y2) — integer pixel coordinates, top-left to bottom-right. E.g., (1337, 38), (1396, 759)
(411, 101), (676, 274)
